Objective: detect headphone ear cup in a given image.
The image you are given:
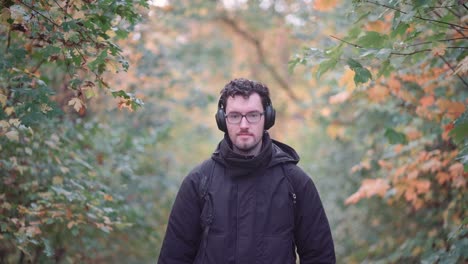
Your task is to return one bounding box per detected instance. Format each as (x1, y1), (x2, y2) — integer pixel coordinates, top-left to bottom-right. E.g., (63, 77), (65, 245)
(264, 105), (276, 130)
(216, 108), (227, 132)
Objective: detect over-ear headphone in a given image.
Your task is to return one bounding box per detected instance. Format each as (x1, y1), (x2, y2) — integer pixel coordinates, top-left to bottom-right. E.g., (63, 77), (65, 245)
(215, 95), (276, 132)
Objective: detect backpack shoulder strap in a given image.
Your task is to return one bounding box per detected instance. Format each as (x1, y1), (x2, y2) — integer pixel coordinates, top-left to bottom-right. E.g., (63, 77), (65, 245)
(198, 159), (216, 201)
(196, 159), (216, 263)
(281, 163), (298, 228)
(281, 163), (297, 205)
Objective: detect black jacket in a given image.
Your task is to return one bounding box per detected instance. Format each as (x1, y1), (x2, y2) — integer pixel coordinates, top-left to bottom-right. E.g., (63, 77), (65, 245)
(158, 133), (335, 264)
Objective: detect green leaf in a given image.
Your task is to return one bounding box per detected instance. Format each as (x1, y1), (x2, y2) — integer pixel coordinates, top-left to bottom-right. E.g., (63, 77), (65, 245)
(42, 238), (54, 257)
(384, 128), (408, 145)
(357, 31), (388, 48)
(391, 22), (410, 37)
(449, 123), (468, 145)
(317, 59), (338, 79)
(377, 59), (394, 77)
(88, 49), (108, 73)
(347, 58), (372, 84)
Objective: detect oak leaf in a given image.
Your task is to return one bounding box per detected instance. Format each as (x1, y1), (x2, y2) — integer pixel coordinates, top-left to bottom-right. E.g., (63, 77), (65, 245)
(68, 97), (85, 112)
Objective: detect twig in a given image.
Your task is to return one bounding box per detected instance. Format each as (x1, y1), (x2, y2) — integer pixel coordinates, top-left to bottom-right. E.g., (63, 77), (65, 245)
(218, 15), (299, 102)
(431, 9), (466, 38)
(330, 35), (363, 48)
(438, 55), (468, 88)
(364, 0), (468, 30)
(408, 37), (467, 47)
(330, 35), (467, 55)
(30, 59), (46, 74)
(19, 1), (60, 28)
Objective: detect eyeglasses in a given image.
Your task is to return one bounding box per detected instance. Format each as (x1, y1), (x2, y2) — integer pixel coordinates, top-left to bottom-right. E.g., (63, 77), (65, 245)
(225, 111), (264, 124)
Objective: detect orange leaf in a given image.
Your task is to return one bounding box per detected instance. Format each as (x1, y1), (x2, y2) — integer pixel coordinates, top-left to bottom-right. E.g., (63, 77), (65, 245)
(436, 171), (450, 184)
(367, 85), (389, 102)
(103, 194), (113, 201)
(364, 20), (390, 34)
(313, 0), (340, 11)
(328, 91), (350, 104)
(419, 95), (435, 107)
(436, 99), (466, 119)
(345, 178), (390, 205)
(405, 128), (422, 140)
(421, 158), (442, 173)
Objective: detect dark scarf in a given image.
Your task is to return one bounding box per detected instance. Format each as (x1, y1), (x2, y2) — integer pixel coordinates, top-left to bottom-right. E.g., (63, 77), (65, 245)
(214, 132), (273, 178)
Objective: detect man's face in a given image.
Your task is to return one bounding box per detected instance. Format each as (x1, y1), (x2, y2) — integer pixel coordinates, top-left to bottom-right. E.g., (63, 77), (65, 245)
(225, 93), (265, 156)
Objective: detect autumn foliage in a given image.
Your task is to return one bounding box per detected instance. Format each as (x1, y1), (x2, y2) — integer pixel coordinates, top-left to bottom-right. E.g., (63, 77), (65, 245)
(1, 0), (467, 262)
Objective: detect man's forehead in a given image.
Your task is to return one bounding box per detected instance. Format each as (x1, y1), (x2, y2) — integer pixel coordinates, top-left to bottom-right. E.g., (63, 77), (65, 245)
(225, 93), (263, 110)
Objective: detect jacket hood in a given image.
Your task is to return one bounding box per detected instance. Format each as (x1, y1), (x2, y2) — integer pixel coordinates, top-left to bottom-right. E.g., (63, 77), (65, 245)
(211, 132), (299, 177)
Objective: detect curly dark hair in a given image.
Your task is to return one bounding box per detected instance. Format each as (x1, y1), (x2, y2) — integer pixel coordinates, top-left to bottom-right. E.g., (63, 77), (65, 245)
(219, 78), (271, 110)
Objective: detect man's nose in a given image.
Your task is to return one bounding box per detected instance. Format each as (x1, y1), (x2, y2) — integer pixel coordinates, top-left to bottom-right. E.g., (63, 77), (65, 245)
(239, 116), (250, 128)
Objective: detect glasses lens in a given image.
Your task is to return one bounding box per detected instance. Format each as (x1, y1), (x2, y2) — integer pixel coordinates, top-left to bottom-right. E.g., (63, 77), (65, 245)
(226, 113), (241, 123)
(246, 112), (261, 123)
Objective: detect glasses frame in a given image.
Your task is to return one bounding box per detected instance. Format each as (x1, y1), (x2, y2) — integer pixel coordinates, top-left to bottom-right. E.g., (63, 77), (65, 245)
(225, 111), (265, 124)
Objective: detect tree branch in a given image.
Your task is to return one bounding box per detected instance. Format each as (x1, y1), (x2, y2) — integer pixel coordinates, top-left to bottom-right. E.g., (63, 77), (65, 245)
(438, 55), (468, 88)
(364, 0), (468, 30)
(218, 15), (299, 102)
(408, 37), (467, 47)
(330, 35), (467, 55)
(431, 9), (466, 38)
(330, 35), (363, 48)
(19, 0), (60, 28)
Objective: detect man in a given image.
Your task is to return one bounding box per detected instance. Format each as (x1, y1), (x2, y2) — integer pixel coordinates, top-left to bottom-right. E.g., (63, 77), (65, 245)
(158, 78), (335, 264)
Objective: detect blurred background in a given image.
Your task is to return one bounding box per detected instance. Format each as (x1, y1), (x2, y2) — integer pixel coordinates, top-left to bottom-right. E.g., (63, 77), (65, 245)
(0, 0), (467, 263)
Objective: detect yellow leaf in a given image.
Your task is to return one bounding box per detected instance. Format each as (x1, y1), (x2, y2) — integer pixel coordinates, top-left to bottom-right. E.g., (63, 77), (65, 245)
(5, 130), (19, 142)
(326, 123), (345, 139)
(67, 221), (76, 229)
(68, 97), (85, 112)
(0, 120), (10, 129)
(9, 119), (20, 127)
(5, 107), (14, 116)
(338, 67), (356, 92)
(53, 176), (63, 185)
(0, 94), (6, 106)
(431, 45), (446, 56)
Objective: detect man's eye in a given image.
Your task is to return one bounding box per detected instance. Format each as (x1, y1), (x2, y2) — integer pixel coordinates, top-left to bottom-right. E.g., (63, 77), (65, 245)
(229, 113), (241, 119)
(248, 113), (259, 118)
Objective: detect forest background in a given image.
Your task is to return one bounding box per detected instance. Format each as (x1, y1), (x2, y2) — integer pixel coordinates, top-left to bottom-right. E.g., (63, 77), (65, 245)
(0, 0), (467, 263)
